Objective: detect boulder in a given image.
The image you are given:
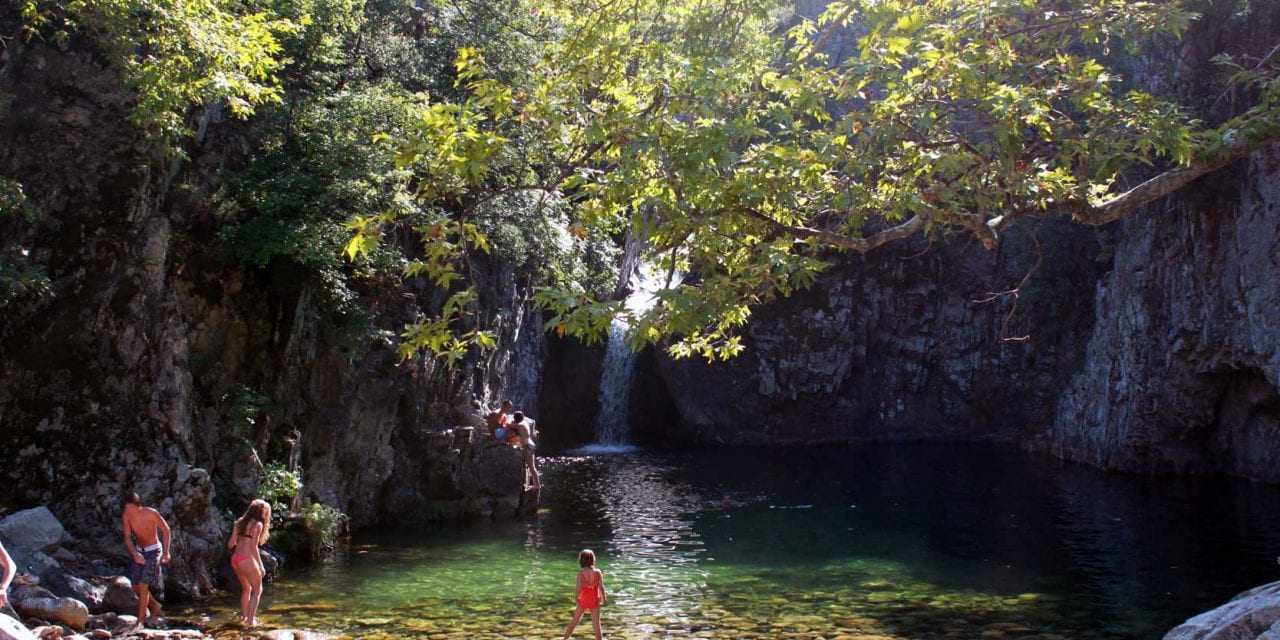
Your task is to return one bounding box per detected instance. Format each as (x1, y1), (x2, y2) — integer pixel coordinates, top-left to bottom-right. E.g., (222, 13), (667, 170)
(41, 575), (103, 614)
(47, 551), (76, 566)
(0, 510), (69, 553)
(102, 578), (138, 615)
(8, 585), (55, 605)
(84, 613), (114, 631)
(119, 630), (203, 639)
(4, 549), (60, 581)
(12, 599), (87, 632)
(108, 616), (136, 634)
(1164, 581), (1280, 640)
(0, 613), (36, 640)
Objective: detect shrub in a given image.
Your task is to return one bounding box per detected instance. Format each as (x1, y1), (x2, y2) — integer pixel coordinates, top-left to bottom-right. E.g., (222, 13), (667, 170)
(301, 502), (347, 560)
(222, 385), (272, 440)
(259, 463), (302, 515)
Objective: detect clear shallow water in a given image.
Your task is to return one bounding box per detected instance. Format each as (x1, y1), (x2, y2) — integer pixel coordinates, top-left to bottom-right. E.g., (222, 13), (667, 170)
(193, 446), (1280, 639)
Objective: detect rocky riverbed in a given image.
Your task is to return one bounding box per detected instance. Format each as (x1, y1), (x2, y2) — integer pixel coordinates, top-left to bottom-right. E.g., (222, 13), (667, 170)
(0, 429), (535, 640)
(0, 506), (334, 640)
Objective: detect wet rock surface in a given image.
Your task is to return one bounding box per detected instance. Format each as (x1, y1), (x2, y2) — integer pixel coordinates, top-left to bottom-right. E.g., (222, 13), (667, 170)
(382, 429), (538, 524)
(1164, 581), (1280, 640)
(536, 334), (606, 450)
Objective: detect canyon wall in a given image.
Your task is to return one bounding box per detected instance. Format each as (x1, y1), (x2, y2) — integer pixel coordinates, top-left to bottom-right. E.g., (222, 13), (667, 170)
(0, 11), (538, 597)
(640, 0), (1280, 482)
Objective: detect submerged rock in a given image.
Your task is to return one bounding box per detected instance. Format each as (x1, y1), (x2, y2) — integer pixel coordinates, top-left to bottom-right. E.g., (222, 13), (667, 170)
(255, 630), (340, 640)
(1164, 581), (1280, 640)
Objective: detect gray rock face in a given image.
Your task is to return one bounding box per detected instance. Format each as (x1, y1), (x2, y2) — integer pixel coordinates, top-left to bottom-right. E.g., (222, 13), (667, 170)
(1165, 581), (1280, 640)
(1040, 146), (1280, 480)
(641, 3), (1280, 482)
(647, 219), (1098, 447)
(0, 4), (540, 599)
(381, 429), (537, 524)
(0, 510), (69, 554)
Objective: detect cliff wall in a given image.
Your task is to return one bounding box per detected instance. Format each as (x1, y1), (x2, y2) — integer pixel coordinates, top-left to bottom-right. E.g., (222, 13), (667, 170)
(0, 11), (538, 597)
(642, 0), (1280, 482)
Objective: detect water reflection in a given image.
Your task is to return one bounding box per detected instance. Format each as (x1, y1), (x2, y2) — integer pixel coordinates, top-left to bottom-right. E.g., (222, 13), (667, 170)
(188, 445), (1280, 639)
(548, 454), (709, 627)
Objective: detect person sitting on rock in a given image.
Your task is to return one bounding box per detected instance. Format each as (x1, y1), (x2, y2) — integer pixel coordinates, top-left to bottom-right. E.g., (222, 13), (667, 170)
(488, 399), (513, 442)
(511, 412), (541, 491)
(121, 491), (170, 629)
(0, 540), (13, 609)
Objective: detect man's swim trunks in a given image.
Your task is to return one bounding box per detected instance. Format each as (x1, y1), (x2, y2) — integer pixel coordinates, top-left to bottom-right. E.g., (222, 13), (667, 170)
(128, 547), (164, 592)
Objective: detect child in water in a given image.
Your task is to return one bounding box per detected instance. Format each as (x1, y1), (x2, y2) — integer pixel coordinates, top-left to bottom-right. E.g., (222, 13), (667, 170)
(562, 549), (607, 640)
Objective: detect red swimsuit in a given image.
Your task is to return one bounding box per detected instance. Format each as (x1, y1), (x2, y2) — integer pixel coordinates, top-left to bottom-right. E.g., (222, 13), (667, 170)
(576, 569), (602, 609)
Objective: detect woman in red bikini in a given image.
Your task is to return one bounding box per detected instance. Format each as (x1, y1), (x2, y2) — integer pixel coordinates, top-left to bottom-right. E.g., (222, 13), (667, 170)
(562, 549), (607, 640)
(226, 499), (271, 627)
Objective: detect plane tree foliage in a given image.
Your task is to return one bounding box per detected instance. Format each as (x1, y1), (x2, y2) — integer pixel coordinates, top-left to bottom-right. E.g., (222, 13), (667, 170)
(18, 0), (1280, 362)
(341, 0), (1280, 361)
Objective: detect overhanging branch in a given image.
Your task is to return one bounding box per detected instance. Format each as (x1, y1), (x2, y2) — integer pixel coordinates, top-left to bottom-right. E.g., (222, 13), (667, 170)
(1072, 118), (1280, 225)
(743, 208), (925, 253)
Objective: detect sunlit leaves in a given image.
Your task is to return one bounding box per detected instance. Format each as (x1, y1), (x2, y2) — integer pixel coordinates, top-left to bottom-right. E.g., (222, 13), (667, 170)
(23, 0), (306, 151)
(371, 0), (1274, 362)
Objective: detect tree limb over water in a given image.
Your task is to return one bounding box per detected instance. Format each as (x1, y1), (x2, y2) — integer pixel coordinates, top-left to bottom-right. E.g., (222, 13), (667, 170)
(349, 0), (1280, 360)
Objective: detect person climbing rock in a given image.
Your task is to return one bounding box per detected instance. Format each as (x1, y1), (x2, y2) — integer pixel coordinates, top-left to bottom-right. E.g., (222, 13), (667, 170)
(121, 491), (170, 629)
(511, 411), (541, 490)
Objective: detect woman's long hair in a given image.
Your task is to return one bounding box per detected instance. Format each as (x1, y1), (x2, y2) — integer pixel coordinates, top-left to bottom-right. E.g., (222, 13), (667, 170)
(235, 499), (272, 544)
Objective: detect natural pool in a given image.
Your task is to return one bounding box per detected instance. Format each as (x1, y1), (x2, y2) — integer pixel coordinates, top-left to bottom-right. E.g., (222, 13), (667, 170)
(195, 445), (1280, 639)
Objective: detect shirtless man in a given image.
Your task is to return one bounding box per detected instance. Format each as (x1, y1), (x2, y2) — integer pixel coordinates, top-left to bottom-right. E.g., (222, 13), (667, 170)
(121, 492), (171, 628)
(510, 412), (541, 491)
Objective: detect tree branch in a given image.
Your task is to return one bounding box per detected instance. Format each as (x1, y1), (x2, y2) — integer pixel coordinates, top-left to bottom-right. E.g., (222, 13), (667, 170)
(743, 208), (925, 253)
(1071, 117), (1280, 225)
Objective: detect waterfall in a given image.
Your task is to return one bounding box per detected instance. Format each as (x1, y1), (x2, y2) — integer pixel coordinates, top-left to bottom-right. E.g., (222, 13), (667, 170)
(586, 257), (678, 452)
(594, 317), (637, 445)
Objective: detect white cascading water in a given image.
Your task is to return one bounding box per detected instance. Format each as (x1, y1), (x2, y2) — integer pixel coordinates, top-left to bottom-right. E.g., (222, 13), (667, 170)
(587, 259), (678, 451)
(593, 318), (636, 445)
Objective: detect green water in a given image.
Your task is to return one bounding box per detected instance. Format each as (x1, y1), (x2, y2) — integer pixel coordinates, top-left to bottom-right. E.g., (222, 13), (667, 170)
(193, 446), (1280, 639)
